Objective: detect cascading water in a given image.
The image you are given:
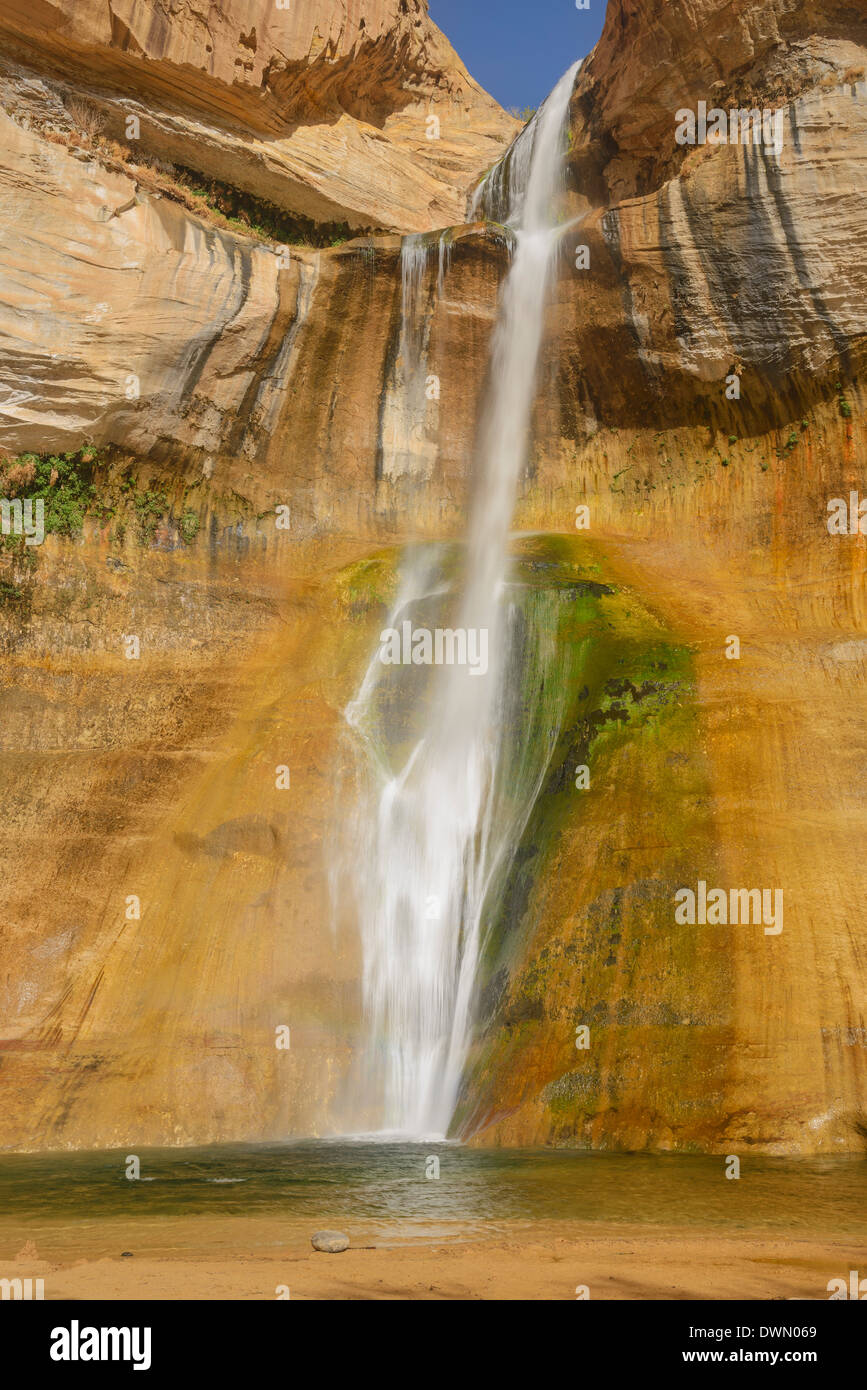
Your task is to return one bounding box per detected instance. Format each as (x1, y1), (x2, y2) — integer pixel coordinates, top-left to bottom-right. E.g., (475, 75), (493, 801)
(340, 62), (582, 1140)
(379, 232), (440, 482)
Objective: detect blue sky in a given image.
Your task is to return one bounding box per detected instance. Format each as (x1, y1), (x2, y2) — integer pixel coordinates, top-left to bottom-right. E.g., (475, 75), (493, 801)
(429, 0), (607, 113)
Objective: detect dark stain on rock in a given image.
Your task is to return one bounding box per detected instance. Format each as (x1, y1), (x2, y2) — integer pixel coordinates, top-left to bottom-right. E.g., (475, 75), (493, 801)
(757, 141), (852, 373)
(179, 234), (252, 405)
(175, 813), (289, 861)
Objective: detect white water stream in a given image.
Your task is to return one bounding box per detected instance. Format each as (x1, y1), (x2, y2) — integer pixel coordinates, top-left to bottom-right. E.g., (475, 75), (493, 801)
(341, 62), (581, 1139)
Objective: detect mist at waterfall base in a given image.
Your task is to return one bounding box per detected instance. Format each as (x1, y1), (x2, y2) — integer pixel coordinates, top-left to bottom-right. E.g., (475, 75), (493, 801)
(333, 63), (583, 1141)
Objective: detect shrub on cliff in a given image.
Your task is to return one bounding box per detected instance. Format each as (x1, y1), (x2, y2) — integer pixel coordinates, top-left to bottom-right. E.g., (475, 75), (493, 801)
(0, 449), (97, 537)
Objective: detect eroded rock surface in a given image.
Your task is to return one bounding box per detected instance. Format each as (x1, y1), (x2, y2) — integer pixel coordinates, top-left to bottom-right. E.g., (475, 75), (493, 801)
(0, 0), (518, 231)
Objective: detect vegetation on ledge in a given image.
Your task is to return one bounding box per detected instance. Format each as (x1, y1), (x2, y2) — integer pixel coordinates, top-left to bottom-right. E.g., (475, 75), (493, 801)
(38, 95), (377, 250)
(0, 448), (203, 552)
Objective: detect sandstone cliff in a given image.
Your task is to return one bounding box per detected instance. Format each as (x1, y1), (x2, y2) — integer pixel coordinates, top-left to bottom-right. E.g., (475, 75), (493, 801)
(0, 0), (518, 232)
(571, 0), (867, 202)
(0, 0), (865, 1156)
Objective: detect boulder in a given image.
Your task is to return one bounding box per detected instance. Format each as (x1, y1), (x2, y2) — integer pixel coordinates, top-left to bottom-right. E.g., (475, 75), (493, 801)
(311, 1231), (350, 1253)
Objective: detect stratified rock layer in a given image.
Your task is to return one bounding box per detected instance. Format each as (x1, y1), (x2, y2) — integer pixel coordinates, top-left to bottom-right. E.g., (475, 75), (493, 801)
(570, 0), (867, 202)
(0, 0), (518, 231)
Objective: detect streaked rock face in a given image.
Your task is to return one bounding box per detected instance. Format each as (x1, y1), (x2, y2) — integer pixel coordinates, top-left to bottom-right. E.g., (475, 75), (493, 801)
(571, 0), (867, 201)
(2, 69), (863, 506)
(0, 83), (508, 525)
(0, 0), (865, 1155)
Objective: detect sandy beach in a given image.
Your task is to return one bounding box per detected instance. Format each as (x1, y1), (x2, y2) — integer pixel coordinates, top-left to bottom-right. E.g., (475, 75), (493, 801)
(5, 1222), (862, 1301)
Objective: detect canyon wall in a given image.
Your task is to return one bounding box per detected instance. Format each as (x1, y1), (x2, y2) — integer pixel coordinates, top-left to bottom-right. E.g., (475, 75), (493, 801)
(0, 0), (517, 231)
(0, 0), (865, 1153)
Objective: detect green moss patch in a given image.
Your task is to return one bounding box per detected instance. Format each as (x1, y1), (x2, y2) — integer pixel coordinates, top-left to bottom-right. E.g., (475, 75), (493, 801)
(453, 534), (727, 1147)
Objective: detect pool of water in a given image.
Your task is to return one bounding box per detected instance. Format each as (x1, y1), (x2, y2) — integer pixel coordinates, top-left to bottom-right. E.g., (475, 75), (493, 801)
(1, 1142), (865, 1260)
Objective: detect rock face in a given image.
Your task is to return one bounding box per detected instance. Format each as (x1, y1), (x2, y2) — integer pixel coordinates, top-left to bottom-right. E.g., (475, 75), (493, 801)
(0, 64), (508, 522)
(0, 0), (518, 231)
(0, 0), (865, 1156)
(570, 0), (867, 202)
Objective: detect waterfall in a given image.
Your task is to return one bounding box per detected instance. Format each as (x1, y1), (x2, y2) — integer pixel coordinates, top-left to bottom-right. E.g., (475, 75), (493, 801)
(340, 62), (581, 1140)
(379, 233), (441, 482)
